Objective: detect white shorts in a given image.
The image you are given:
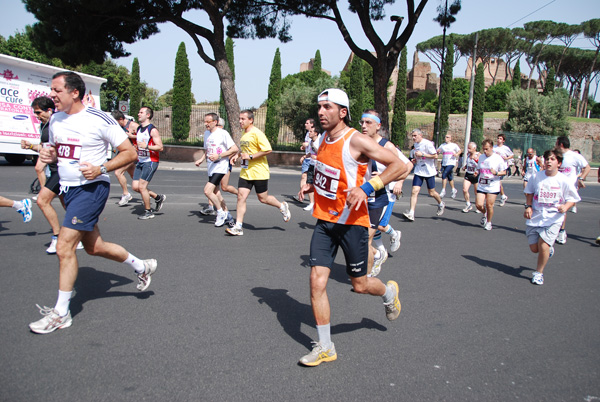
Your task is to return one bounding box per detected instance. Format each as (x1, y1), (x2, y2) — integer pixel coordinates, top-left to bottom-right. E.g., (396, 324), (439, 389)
(526, 222), (562, 246)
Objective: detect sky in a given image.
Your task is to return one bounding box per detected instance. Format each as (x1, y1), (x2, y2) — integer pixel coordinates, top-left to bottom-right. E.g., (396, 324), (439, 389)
(1, 0), (598, 108)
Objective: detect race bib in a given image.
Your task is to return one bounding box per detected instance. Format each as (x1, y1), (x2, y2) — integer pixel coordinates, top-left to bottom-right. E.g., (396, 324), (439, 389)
(56, 143), (82, 161)
(314, 161), (340, 200)
(241, 159), (249, 169)
(479, 178), (490, 185)
(137, 148), (149, 158)
(537, 185), (560, 204)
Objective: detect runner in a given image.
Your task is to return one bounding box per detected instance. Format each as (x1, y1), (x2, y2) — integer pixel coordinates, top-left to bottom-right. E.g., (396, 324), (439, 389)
(111, 110), (139, 206)
(493, 134), (513, 206)
(475, 139), (506, 231)
(461, 142), (480, 213)
(437, 134), (461, 199)
(524, 149), (580, 285)
(0, 196), (32, 222)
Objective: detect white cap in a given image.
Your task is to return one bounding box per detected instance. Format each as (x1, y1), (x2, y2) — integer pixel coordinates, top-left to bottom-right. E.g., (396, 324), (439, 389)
(218, 117), (225, 127)
(318, 88), (351, 121)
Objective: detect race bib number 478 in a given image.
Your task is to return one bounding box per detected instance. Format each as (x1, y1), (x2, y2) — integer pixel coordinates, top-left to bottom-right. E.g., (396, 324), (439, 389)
(56, 143), (82, 160)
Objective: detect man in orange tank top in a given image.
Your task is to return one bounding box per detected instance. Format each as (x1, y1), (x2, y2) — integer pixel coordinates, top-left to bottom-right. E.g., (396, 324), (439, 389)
(296, 89), (407, 366)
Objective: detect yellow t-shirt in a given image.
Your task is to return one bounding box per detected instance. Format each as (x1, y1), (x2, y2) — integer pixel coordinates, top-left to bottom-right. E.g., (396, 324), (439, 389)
(239, 126), (271, 180)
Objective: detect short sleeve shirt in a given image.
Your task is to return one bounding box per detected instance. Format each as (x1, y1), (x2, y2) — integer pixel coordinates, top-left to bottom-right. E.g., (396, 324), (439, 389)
(437, 142), (461, 166)
(524, 171), (580, 227)
(239, 126), (272, 181)
(477, 152), (505, 193)
(204, 128), (236, 176)
(413, 139), (437, 177)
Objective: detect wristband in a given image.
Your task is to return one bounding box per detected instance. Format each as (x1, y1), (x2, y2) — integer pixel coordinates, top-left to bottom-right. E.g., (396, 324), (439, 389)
(369, 176), (385, 191)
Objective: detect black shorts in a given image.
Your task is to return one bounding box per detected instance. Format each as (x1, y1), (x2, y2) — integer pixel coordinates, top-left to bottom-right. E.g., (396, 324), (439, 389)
(306, 165), (315, 184)
(238, 177), (269, 194)
(465, 173), (478, 184)
(309, 220), (369, 277)
(368, 206), (386, 229)
(45, 170), (61, 195)
(208, 173), (226, 186)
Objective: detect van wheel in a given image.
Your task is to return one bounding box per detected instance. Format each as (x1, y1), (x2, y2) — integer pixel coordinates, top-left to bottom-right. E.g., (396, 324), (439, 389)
(4, 154), (26, 165)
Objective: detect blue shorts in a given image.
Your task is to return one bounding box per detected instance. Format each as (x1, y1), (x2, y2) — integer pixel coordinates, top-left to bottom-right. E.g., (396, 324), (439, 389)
(413, 174), (436, 189)
(133, 161), (159, 182)
(301, 157), (311, 173)
(63, 181), (109, 231)
(441, 165), (455, 181)
(379, 200), (395, 227)
(309, 220), (369, 277)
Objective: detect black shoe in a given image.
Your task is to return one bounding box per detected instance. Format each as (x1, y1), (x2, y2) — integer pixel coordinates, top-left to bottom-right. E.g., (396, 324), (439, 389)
(154, 194), (166, 212)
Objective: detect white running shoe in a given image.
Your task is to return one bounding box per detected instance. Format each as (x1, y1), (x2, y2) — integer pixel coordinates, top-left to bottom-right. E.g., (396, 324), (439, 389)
(29, 305), (72, 334)
(571, 206), (577, 213)
(17, 198), (32, 223)
(462, 204), (472, 213)
(200, 206), (216, 216)
(499, 195), (508, 206)
(137, 259), (157, 291)
(484, 222), (492, 231)
(439, 189), (446, 198)
(46, 235), (58, 254)
(403, 210), (415, 222)
(76, 241), (84, 250)
(118, 193), (132, 206)
(370, 248), (388, 277)
(480, 216), (487, 227)
(556, 230), (567, 244)
(303, 203), (314, 211)
(225, 225), (244, 236)
(549, 246), (554, 258)
(531, 271), (544, 285)
(215, 211), (227, 227)
(280, 202), (291, 222)
(436, 202), (445, 216)
(390, 231), (402, 252)
(475, 208), (482, 214)
(451, 188), (457, 199)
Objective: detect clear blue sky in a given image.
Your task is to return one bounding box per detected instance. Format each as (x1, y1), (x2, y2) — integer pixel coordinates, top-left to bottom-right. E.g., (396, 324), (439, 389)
(2, 0), (598, 107)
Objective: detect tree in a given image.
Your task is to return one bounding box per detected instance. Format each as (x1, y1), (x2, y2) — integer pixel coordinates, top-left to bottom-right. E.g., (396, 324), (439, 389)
(512, 59), (521, 89)
(514, 21), (556, 90)
(580, 19), (600, 117)
(416, 34), (463, 73)
(449, 77), (469, 113)
(348, 55), (365, 130)
(391, 47), (407, 147)
(502, 89), (569, 136)
(312, 49), (322, 81)
(129, 58), (142, 120)
(485, 81), (511, 111)
(0, 27), (63, 67)
(172, 42), (192, 142)
(434, 34), (454, 137)
(219, 36), (235, 132)
(265, 48), (282, 145)
(471, 62), (485, 145)
(543, 66), (555, 95)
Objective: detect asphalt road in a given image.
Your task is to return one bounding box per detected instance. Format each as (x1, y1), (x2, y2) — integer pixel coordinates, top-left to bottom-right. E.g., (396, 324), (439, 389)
(1, 161), (599, 401)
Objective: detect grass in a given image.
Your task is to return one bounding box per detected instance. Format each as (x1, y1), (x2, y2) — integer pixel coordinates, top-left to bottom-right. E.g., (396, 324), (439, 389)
(567, 116), (600, 123)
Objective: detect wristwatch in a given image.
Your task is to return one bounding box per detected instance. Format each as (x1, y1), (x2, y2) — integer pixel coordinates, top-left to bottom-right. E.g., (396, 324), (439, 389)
(100, 165), (107, 174)
(249, 154), (253, 160)
(524, 204), (532, 209)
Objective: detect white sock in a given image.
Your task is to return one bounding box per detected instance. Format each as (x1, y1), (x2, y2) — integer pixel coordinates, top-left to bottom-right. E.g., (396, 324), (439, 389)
(217, 208), (224, 213)
(373, 236), (384, 250)
(316, 323), (332, 349)
(374, 249), (381, 259)
(382, 284), (395, 304)
(123, 253), (145, 274)
(466, 201), (471, 206)
(236, 222), (243, 229)
(55, 290), (72, 316)
(12, 200), (23, 210)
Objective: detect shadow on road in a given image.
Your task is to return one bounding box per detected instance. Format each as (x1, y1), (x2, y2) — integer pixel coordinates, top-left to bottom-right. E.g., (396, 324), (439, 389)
(70, 266), (154, 318)
(251, 287), (387, 349)
(462, 255), (532, 280)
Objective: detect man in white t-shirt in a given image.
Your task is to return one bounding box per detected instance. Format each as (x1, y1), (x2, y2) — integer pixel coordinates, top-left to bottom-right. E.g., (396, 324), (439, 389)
(294, 119), (316, 205)
(521, 148), (543, 189)
(554, 136), (590, 244)
(195, 113), (239, 227)
(524, 149), (580, 285)
(476, 139), (507, 231)
(437, 134), (461, 199)
(402, 129), (444, 221)
(493, 134), (513, 206)
(32, 71), (157, 334)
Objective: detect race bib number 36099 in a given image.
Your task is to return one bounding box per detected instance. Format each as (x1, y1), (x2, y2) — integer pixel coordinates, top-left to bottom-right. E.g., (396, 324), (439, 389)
(56, 143), (82, 161)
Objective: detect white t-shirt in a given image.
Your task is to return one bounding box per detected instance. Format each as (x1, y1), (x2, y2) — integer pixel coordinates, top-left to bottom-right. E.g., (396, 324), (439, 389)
(493, 144), (514, 169)
(413, 139), (437, 177)
(307, 133), (321, 166)
(437, 142), (461, 166)
(387, 148), (410, 201)
(465, 153), (479, 174)
(50, 107), (127, 187)
(303, 132), (311, 155)
(524, 171), (580, 227)
(558, 150), (588, 184)
(204, 128), (236, 176)
(523, 155), (541, 181)
(477, 152), (505, 193)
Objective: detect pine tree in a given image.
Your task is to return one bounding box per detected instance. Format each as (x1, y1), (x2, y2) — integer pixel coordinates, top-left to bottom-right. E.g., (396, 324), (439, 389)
(265, 48), (281, 145)
(129, 58), (141, 121)
(219, 36), (235, 132)
(391, 47), (407, 147)
(172, 42), (192, 142)
(543, 67), (555, 95)
(312, 49), (322, 81)
(471, 62), (485, 145)
(434, 36), (454, 138)
(348, 55), (364, 130)
(512, 59), (521, 90)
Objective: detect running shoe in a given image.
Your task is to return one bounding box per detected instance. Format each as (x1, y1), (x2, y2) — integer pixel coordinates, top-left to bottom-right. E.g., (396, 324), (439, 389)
(403, 210), (414, 222)
(280, 202), (291, 222)
(384, 280), (401, 321)
(462, 203), (472, 213)
(17, 198), (32, 223)
(29, 305), (72, 334)
(215, 211), (227, 227)
(390, 230), (402, 252)
(596, 236), (600, 246)
(299, 341), (337, 367)
(226, 225), (244, 236)
(531, 271), (544, 285)
(480, 216), (487, 227)
(154, 194), (167, 212)
(118, 193), (132, 206)
(303, 203), (314, 211)
(549, 246), (554, 258)
(439, 189), (446, 198)
(200, 206), (216, 216)
(556, 230), (567, 244)
(475, 209), (482, 214)
(138, 210), (155, 220)
(137, 259), (157, 291)
(76, 241), (84, 250)
(484, 222), (492, 231)
(436, 202), (445, 216)
(46, 235), (58, 254)
(451, 188), (457, 199)
(571, 206), (577, 213)
(499, 195), (508, 206)
(370, 248), (388, 277)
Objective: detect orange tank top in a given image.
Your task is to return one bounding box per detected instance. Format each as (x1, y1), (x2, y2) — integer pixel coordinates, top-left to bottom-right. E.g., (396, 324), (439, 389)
(312, 128), (369, 227)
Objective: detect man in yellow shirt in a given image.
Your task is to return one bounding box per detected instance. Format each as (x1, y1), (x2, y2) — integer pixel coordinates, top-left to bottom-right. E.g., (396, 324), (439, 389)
(225, 110), (291, 236)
